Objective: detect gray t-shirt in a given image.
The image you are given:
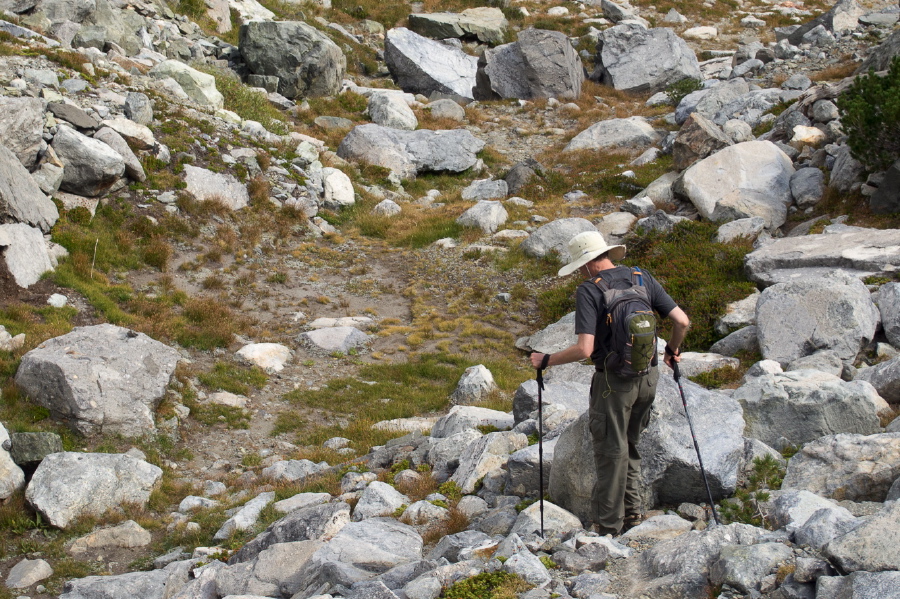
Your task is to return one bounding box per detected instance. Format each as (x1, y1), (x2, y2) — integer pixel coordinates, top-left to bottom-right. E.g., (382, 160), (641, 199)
(574, 266), (678, 368)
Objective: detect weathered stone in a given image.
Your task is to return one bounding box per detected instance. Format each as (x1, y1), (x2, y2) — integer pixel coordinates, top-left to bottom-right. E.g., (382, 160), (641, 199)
(782, 433), (900, 501)
(450, 364), (498, 405)
(428, 98), (466, 122)
(183, 164), (249, 210)
(408, 7), (508, 45)
(384, 27), (478, 100)
(58, 568), (174, 599)
(817, 571), (900, 599)
(262, 459), (329, 483)
(51, 125), (125, 197)
(368, 92), (417, 131)
(856, 356), (900, 403)
(0, 223), (53, 289)
(69, 520), (151, 553)
(149, 60), (224, 109)
(513, 378), (589, 424)
(565, 117), (660, 152)
(450, 431), (528, 493)
(92, 127), (145, 183)
(592, 24), (701, 94)
(337, 124), (484, 179)
(426, 429), (482, 480)
(710, 326), (759, 357)
(236, 343), (292, 373)
(503, 550), (551, 587)
(427, 530), (491, 562)
(755, 271), (879, 366)
(431, 405), (512, 438)
(215, 491), (275, 540)
(870, 158), (900, 215)
(353, 481), (409, 521)
(5, 558), (53, 589)
(716, 217), (765, 244)
(0, 423), (24, 501)
(0, 97), (44, 169)
(300, 326), (369, 353)
(794, 505), (859, 550)
(621, 514), (693, 541)
(26, 452), (162, 529)
(829, 145), (865, 193)
(676, 141), (795, 229)
(461, 179), (508, 202)
(7, 431), (62, 469)
(217, 539), (322, 598)
(511, 500), (581, 538)
(519, 312), (577, 355)
(734, 370), (888, 449)
(456, 200), (508, 234)
(506, 439), (557, 497)
(15, 324), (180, 436)
(709, 542), (794, 594)
(124, 92), (153, 126)
(520, 218), (596, 262)
(676, 79), (750, 125)
(824, 500), (900, 572)
(673, 113), (733, 171)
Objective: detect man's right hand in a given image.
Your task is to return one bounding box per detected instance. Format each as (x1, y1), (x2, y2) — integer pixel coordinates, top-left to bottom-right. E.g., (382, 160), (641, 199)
(530, 353), (548, 369)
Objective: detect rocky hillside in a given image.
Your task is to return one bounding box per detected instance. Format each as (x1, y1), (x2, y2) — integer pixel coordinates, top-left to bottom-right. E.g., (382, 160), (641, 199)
(0, 0), (899, 596)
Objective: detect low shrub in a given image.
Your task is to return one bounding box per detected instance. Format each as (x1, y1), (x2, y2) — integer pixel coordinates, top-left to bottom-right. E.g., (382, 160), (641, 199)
(838, 56), (900, 170)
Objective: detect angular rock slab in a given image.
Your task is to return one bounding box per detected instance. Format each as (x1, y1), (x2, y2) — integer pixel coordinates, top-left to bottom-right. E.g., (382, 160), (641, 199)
(825, 500), (900, 573)
(26, 452), (162, 529)
(236, 342), (292, 373)
(744, 227), (900, 287)
(592, 23), (701, 94)
(149, 60), (224, 109)
(368, 92), (417, 131)
(564, 117), (660, 152)
(754, 271), (879, 366)
(733, 370), (888, 448)
(353, 481), (409, 521)
(408, 7), (508, 45)
(782, 432), (900, 502)
(450, 431), (528, 493)
(855, 356), (900, 403)
(51, 125), (126, 197)
(817, 571), (900, 599)
(384, 27), (478, 100)
(337, 124), (484, 180)
(709, 542), (794, 594)
(183, 164), (249, 210)
(69, 520), (151, 553)
(15, 324), (180, 436)
(520, 218), (596, 262)
(518, 311), (576, 355)
(300, 326), (369, 353)
(217, 539), (323, 598)
(477, 28), (583, 101)
(875, 282), (900, 348)
(239, 20), (346, 98)
(550, 373), (744, 521)
(0, 142), (58, 232)
(431, 405), (513, 438)
(0, 96), (44, 169)
(0, 223), (54, 288)
(676, 141), (795, 229)
(0, 422), (25, 500)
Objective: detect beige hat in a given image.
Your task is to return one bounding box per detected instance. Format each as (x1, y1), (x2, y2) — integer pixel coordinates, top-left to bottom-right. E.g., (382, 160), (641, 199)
(557, 231), (626, 277)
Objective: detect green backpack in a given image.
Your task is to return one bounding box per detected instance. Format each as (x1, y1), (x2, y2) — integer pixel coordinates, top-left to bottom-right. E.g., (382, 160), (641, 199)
(592, 268), (658, 378)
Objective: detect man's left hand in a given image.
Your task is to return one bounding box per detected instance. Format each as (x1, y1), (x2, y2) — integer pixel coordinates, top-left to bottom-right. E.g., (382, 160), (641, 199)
(530, 353), (548, 369)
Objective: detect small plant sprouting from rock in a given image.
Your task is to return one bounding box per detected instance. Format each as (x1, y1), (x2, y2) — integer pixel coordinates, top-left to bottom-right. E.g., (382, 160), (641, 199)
(665, 77), (704, 106)
(719, 455), (786, 528)
(438, 481), (463, 502)
(442, 571), (532, 599)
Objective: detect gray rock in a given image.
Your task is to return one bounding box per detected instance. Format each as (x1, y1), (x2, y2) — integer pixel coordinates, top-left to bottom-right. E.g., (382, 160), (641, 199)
(93, 127), (145, 183)
(404, 575), (442, 599)
(183, 164), (249, 210)
(337, 123), (484, 179)
(274, 492), (331, 514)
(58, 568), (174, 599)
(782, 433), (900, 502)
(520, 312), (577, 355)
(48, 103), (99, 130)
(755, 272), (879, 366)
(676, 141), (794, 229)
(214, 491), (276, 540)
(510, 498), (581, 538)
(5, 557), (53, 589)
(503, 550), (551, 587)
(513, 378), (589, 424)
(368, 92), (417, 131)
(461, 179), (508, 202)
(7, 431), (62, 469)
(570, 571), (612, 596)
(829, 145), (865, 193)
(99, 117), (155, 151)
(790, 167), (825, 208)
(675, 352), (740, 378)
(785, 350), (843, 377)
(794, 505), (859, 550)
(824, 500), (900, 572)
(676, 79), (750, 125)
(217, 539), (322, 597)
(506, 438), (557, 497)
(733, 370), (887, 449)
(773, 489), (848, 531)
(384, 27), (478, 100)
(427, 530), (491, 562)
(124, 92), (153, 126)
(230, 502), (351, 564)
(431, 405), (512, 438)
(15, 324), (180, 436)
(710, 326), (758, 357)
(353, 481), (409, 521)
(709, 542), (794, 594)
(472, 505), (517, 536)
(723, 119), (754, 143)
(564, 116), (660, 152)
(476, 28), (583, 101)
(870, 158), (900, 215)
(673, 113), (733, 171)
(0, 96), (44, 168)
(450, 431), (528, 493)
(592, 24), (701, 94)
(816, 571), (900, 599)
(712, 88), (783, 129)
(744, 227), (900, 286)
(426, 429), (481, 481)
(520, 218), (596, 262)
(31, 163), (64, 195)
(0, 423), (24, 500)
(428, 98), (466, 121)
(408, 7), (507, 45)
(69, 519), (152, 553)
(239, 21), (345, 98)
(716, 217), (765, 244)
(636, 210), (689, 233)
(856, 356), (900, 403)
(26, 452), (162, 529)
(450, 364), (498, 405)
(300, 326), (369, 353)
(149, 60), (224, 109)
(51, 125), (125, 197)
(0, 223), (53, 288)
(262, 459), (330, 483)
(456, 200), (508, 235)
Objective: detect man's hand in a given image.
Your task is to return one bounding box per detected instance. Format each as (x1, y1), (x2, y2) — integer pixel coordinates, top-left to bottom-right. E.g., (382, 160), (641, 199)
(530, 352), (548, 369)
(663, 344), (681, 370)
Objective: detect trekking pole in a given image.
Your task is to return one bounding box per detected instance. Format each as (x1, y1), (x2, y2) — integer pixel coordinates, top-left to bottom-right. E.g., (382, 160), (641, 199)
(672, 361), (721, 526)
(535, 353), (551, 538)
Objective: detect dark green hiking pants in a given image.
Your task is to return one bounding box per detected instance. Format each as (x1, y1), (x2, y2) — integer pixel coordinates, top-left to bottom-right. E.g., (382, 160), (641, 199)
(589, 365), (659, 535)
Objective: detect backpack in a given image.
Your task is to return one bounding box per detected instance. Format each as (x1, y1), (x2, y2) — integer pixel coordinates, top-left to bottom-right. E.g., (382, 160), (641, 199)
(592, 268), (658, 378)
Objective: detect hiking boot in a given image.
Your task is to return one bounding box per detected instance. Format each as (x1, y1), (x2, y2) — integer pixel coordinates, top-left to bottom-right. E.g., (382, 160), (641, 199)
(622, 512), (645, 533)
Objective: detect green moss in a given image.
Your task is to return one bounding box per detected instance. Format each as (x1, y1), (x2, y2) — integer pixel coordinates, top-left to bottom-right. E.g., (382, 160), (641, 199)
(443, 571), (533, 599)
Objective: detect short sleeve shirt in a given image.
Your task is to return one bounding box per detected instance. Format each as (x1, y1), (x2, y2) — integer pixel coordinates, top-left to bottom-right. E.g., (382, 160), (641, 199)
(574, 266), (678, 367)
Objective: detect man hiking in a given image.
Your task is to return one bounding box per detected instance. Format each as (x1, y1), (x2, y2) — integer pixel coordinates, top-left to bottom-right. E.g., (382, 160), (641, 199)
(530, 231), (690, 536)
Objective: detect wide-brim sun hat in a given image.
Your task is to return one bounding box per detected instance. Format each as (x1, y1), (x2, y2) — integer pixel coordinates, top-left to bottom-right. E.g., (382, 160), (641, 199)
(557, 230), (626, 277)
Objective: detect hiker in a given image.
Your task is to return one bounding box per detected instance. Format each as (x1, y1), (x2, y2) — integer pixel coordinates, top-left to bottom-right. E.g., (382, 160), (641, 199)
(530, 230), (690, 536)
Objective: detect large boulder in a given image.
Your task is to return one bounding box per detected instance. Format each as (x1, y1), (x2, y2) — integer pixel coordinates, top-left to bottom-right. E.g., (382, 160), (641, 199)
(337, 124), (484, 179)
(149, 60), (224, 109)
(824, 500), (900, 573)
(408, 7), (508, 45)
(519, 312), (576, 354)
(591, 24), (701, 94)
(754, 271), (879, 366)
(51, 126), (125, 197)
(675, 141), (795, 229)
(744, 226), (900, 286)
(733, 370), (888, 449)
(672, 113), (733, 171)
(855, 356), (900, 403)
(0, 96), (45, 169)
(550, 373), (744, 520)
(817, 571), (900, 599)
(564, 117), (660, 152)
(384, 27), (478, 100)
(239, 21), (346, 98)
(367, 92), (417, 131)
(475, 28), (583, 101)
(675, 79), (750, 125)
(0, 223), (54, 288)
(26, 452), (162, 529)
(456, 201), (507, 234)
(450, 431), (528, 493)
(512, 378), (589, 424)
(781, 432), (900, 501)
(217, 540), (323, 598)
(183, 164), (249, 210)
(431, 405), (513, 438)
(15, 324), (181, 436)
(58, 569), (176, 599)
(92, 127), (145, 183)
(520, 218), (596, 262)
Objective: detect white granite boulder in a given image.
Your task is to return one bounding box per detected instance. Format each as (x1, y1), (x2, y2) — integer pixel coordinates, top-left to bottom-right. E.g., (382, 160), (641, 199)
(0, 143), (58, 232)
(565, 117), (660, 152)
(368, 92), (418, 131)
(0, 223), (54, 288)
(149, 60), (224, 109)
(384, 27), (478, 100)
(300, 326), (369, 353)
(236, 343), (292, 373)
(51, 126), (126, 197)
(450, 364), (498, 405)
(183, 165), (249, 210)
(456, 200), (508, 234)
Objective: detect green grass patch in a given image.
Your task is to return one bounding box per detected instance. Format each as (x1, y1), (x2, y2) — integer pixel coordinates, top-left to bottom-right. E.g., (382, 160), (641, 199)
(197, 66), (289, 135)
(198, 361), (269, 395)
(443, 571), (533, 599)
(688, 364), (744, 389)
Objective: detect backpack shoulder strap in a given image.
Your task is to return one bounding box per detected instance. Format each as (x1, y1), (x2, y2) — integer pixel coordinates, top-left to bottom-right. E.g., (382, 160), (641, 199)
(631, 267), (644, 287)
(591, 275), (610, 292)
